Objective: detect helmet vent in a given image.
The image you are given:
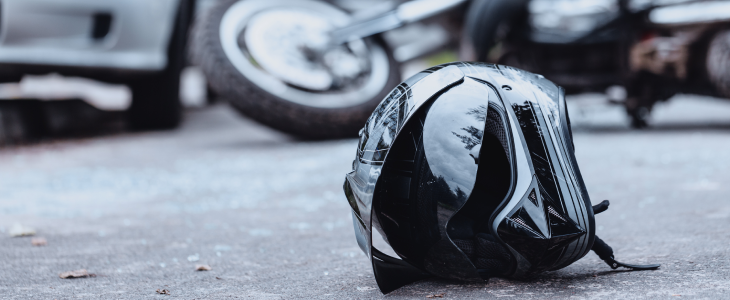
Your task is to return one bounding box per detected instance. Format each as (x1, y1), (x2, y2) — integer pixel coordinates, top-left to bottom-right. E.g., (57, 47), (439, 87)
(452, 234), (511, 277)
(548, 206), (567, 222)
(512, 217), (530, 229)
(528, 189), (538, 206)
(510, 217), (542, 237)
(484, 102), (510, 162)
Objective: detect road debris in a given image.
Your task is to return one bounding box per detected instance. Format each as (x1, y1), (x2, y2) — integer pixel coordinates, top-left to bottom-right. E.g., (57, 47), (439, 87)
(31, 237), (47, 246)
(59, 269), (91, 279)
(426, 293), (445, 298)
(156, 289), (171, 295)
(9, 223), (35, 237)
(195, 264), (212, 271)
(357, 287), (376, 291)
(187, 253), (200, 262)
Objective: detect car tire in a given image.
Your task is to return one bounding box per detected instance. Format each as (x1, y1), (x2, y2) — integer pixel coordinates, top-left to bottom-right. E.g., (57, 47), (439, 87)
(0, 101), (45, 145)
(127, 0), (195, 130)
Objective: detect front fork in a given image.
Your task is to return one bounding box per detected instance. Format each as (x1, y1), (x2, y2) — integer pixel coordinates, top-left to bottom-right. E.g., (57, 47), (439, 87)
(624, 79), (657, 129)
(624, 70), (684, 128)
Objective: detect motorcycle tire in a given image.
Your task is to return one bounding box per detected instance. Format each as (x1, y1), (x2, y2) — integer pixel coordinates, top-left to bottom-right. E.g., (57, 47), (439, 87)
(189, 0), (401, 139)
(707, 29), (730, 99)
(461, 0), (528, 62)
(128, 0), (195, 130)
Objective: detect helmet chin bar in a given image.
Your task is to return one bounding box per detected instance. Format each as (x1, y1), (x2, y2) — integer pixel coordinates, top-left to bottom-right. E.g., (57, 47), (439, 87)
(496, 177), (587, 276)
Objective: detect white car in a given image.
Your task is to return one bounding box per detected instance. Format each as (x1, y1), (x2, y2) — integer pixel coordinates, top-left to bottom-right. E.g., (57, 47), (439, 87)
(0, 0), (195, 130)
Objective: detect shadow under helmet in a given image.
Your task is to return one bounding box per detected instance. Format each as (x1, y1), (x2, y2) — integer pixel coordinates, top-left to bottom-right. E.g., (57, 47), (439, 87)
(343, 62), (659, 294)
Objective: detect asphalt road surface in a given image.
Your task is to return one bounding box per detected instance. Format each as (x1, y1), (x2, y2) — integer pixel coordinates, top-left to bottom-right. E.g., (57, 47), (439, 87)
(1, 94), (730, 299)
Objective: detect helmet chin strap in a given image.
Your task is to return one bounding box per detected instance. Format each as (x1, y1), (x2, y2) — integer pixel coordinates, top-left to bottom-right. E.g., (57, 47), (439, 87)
(591, 200), (661, 271)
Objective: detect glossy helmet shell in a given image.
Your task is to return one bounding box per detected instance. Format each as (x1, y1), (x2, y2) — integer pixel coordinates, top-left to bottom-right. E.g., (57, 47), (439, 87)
(343, 62), (595, 293)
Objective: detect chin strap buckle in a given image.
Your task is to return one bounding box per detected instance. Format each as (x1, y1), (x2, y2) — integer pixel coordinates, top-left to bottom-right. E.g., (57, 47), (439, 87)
(593, 200), (610, 215)
(591, 201), (660, 270)
(604, 255), (661, 270)
(592, 236), (660, 271)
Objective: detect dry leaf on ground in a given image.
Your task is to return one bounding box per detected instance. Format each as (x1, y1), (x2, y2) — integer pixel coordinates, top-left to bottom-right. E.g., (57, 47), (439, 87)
(9, 223), (35, 237)
(195, 264), (212, 271)
(426, 293), (445, 298)
(31, 237), (47, 246)
(59, 269), (90, 279)
(156, 289), (170, 295)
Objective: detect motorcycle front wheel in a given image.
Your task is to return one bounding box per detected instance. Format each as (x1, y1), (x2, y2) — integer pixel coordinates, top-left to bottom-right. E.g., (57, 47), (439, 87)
(190, 0), (401, 139)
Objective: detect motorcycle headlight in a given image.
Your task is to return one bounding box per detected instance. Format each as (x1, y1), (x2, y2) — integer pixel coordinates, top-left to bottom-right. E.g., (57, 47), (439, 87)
(529, 0), (619, 35)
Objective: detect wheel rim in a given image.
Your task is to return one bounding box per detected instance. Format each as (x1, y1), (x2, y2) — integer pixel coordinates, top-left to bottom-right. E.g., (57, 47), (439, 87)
(219, 0), (392, 108)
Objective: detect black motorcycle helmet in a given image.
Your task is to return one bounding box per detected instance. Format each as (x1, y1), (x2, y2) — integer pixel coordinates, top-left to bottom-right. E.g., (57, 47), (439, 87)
(343, 62), (659, 293)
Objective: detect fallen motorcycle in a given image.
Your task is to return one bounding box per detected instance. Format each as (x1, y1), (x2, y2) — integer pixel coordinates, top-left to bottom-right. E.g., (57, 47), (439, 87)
(192, 0), (730, 135)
